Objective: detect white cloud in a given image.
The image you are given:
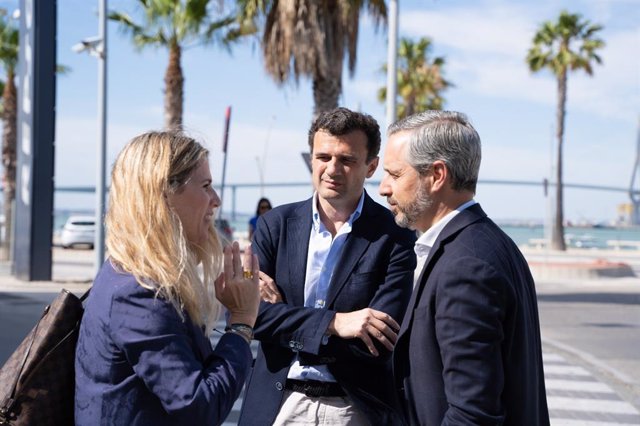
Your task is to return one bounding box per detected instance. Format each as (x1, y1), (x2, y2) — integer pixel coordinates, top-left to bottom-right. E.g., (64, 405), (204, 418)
(401, 3), (534, 57)
(481, 144), (551, 181)
(55, 116), (148, 187)
(348, 78), (383, 104)
(567, 28), (640, 120)
(140, 104), (164, 120)
(396, 0), (639, 123)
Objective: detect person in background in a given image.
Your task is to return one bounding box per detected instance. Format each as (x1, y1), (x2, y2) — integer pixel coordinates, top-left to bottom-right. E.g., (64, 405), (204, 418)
(249, 197), (272, 240)
(75, 130), (261, 425)
(238, 107), (416, 426)
(379, 111), (549, 425)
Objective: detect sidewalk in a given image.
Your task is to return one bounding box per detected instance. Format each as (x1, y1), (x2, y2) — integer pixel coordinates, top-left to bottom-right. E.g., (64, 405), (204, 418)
(0, 247), (93, 293)
(522, 246), (640, 280)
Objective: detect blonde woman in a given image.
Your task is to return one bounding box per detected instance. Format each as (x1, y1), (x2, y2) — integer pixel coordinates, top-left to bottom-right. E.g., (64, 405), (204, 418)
(75, 131), (260, 425)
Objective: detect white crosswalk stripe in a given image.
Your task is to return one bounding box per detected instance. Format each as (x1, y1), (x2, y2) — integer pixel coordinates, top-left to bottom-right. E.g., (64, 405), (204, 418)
(546, 378), (615, 393)
(544, 350), (640, 425)
(543, 352), (567, 363)
(548, 396), (639, 414)
(551, 420), (640, 426)
(544, 364), (592, 376)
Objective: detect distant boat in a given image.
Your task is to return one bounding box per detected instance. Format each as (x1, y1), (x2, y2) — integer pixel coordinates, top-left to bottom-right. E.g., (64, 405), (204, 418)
(565, 233), (603, 249)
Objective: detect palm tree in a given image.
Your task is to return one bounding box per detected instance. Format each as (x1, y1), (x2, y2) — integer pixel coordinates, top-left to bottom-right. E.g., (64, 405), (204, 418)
(378, 36), (451, 120)
(238, 0), (387, 119)
(0, 12), (18, 260)
(527, 10), (604, 251)
(110, 0), (251, 129)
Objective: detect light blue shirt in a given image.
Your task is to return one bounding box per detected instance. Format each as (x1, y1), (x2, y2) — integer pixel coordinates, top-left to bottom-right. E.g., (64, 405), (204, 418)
(287, 191), (365, 382)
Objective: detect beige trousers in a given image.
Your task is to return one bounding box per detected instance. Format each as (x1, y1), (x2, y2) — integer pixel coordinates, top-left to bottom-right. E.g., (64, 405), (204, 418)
(272, 390), (369, 425)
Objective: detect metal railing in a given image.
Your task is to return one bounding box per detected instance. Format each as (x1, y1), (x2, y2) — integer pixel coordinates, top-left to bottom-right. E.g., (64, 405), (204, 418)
(1, 178), (634, 220)
(31, 179), (635, 220)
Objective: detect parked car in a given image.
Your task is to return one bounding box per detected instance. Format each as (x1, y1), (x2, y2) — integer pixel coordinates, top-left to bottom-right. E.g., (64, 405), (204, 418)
(60, 215), (95, 249)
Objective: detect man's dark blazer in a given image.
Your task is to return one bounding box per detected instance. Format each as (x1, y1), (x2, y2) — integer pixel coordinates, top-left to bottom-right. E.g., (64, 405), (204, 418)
(238, 193), (416, 426)
(393, 203), (550, 425)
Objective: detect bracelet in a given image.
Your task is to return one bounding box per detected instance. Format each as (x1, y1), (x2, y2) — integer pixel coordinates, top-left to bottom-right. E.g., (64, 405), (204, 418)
(226, 328), (251, 344)
(225, 323), (253, 343)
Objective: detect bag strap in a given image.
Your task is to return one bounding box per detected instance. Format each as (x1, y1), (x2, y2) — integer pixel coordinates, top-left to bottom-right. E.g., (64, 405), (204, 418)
(80, 287), (91, 302)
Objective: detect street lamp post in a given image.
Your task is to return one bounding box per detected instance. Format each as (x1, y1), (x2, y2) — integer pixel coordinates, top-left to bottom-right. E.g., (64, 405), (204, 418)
(96, 0), (107, 271)
(73, 0), (107, 274)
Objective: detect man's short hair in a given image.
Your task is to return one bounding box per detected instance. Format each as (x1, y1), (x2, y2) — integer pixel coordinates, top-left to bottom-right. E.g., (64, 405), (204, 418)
(388, 110), (481, 193)
(308, 107), (381, 162)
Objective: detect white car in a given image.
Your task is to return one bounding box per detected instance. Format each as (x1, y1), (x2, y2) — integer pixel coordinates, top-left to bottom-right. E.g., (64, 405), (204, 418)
(60, 215), (95, 249)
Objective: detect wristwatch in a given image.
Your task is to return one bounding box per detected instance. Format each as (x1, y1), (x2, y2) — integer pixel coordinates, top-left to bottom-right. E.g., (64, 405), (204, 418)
(225, 323), (253, 343)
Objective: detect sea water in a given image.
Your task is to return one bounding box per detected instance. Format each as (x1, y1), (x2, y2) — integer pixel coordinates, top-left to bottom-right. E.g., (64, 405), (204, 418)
(499, 225), (640, 249)
(54, 211), (640, 250)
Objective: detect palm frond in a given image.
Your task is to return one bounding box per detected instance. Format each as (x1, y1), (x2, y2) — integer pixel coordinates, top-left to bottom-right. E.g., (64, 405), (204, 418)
(0, 14), (18, 70)
(108, 11), (145, 33)
(134, 31), (167, 46)
(379, 36), (451, 119)
(204, 15), (237, 40)
(109, 10), (167, 48)
(527, 10), (604, 78)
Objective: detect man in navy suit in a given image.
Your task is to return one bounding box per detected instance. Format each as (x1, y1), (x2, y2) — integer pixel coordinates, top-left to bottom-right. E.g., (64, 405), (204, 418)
(238, 108), (416, 425)
(379, 111), (550, 425)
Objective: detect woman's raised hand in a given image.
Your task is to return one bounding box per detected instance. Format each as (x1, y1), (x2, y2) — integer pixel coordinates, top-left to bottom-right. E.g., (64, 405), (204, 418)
(214, 242), (260, 327)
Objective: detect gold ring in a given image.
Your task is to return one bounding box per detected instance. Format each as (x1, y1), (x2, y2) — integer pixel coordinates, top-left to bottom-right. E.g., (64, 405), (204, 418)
(243, 270), (253, 279)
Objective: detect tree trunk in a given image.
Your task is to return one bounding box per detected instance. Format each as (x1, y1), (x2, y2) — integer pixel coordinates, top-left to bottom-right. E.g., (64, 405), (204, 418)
(164, 43), (184, 130)
(1, 69), (17, 260)
(551, 68), (567, 251)
(312, 73), (341, 121)
(406, 94), (416, 118)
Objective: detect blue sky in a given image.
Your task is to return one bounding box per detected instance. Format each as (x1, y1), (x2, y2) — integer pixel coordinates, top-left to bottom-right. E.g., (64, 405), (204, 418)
(4, 0), (639, 224)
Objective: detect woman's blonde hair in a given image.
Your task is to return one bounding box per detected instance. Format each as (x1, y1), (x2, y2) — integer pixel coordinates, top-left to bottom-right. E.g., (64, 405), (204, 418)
(106, 130), (222, 329)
